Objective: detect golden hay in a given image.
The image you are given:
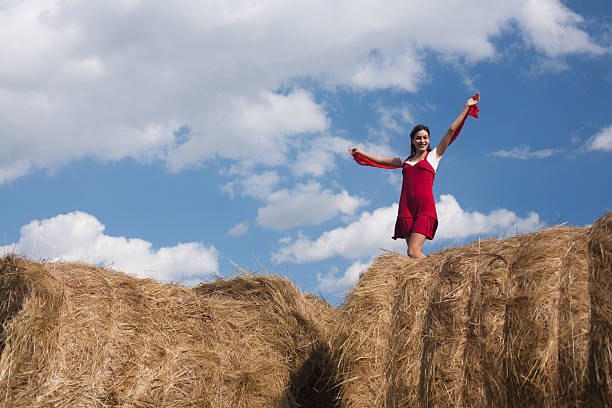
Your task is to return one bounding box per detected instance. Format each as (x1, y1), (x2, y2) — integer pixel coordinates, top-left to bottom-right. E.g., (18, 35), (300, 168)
(0, 257), (338, 407)
(587, 211), (612, 407)
(332, 211), (612, 408)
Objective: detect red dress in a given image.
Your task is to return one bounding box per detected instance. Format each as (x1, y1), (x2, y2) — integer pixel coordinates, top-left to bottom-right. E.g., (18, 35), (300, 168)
(392, 152), (438, 240)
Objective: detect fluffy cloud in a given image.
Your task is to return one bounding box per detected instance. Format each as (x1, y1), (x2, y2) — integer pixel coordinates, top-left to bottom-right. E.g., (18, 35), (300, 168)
(272, 204), (403, 263)
(491, 144), (563, 159)
(0, 211), (219, 285)
(317, 260), (370, 295)
(0, 0), (607, 183)
(292, 136), (354, 177)
(376, 104), (416, 134)
(257, 181), (369, 230)
(165, 89), (330, 172)
(273, 194), (544, 263)
(517, 0), (608, 58)
(435, 194), (544, 239)
(220, 169), (369, 230)
(228, 222), (249, 237)
(220, 170), (282, 200)
(586, 124), (612, 152)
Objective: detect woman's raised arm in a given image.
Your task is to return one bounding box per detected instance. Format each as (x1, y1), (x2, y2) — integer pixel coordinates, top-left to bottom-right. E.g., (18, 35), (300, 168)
(348, 148), (403, 168)
(436, 92), (480, 157)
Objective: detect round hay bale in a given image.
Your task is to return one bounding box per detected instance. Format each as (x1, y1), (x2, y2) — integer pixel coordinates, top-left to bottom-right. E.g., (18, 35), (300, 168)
(331, 212), (612, 408)
(586, 211), (612, 407)
(0, 256), (338, 407)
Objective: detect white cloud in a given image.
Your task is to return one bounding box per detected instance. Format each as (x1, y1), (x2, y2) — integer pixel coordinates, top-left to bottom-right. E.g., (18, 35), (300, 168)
(257, 181), (369, 230)
(435, 194), (544, 240)
(0, 211), (219, 285)
(586, 125), (612, 152)
(517, 0), (608, 58)
(220, 169), (370, 231)
(165, 89), (330, 172)
(272, 204), (403, 263)
(220, 170), (281, 200)
(228, 222), (248, 236)
(317, 260), (371, 295)
(521, 57), (570, 76)
(292, 135), (354, 177)
(376, 104), (415, 133)
(491, 144), (562, 159)
(0, 0), (606, 183)
(348, 52), (425, 91)
(273, 194), (543, 263)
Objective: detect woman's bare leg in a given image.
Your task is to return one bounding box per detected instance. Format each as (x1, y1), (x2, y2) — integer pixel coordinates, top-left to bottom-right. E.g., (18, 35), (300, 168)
(406, 233), (427, 259)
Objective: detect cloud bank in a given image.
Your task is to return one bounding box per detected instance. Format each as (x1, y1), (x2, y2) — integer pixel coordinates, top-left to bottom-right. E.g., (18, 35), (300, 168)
(0, 211), (219, 285)
(1, 0), (607, 183)
(273, 194), (544, 263)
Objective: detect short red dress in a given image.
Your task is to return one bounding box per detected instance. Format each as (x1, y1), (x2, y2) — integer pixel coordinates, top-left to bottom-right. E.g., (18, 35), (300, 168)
(392, 151), (438, 240)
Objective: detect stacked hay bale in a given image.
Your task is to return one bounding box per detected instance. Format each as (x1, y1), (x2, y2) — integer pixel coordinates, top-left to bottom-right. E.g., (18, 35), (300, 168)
(0, 257), (338, 407)
(587, 211), (612, 407)
(332, 211), (612, 408)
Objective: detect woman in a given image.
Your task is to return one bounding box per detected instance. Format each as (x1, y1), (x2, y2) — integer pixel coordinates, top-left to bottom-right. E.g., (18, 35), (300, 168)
(349, 92), (480, 259)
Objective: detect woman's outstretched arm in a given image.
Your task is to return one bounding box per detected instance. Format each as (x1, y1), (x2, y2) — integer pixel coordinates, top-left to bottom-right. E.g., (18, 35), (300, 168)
(436, 92), (480, 157)
(348, 148), (403, 168)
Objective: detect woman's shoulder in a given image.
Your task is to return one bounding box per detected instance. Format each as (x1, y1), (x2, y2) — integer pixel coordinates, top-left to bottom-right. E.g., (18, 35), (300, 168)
(427, 146), (442, 170)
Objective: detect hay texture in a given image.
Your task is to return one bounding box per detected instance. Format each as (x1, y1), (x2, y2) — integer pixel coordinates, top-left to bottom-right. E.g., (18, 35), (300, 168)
(587, 211), (612, 407)
(0, 257), (338, 407)
(332, 211), (612, 408)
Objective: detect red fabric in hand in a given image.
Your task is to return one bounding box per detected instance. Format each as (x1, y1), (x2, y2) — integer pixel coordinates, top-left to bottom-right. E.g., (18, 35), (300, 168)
(468, 103), (479, 118)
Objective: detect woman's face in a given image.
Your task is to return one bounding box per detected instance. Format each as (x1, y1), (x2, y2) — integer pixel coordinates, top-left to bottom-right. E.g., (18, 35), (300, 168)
(412, 129), (430, 152)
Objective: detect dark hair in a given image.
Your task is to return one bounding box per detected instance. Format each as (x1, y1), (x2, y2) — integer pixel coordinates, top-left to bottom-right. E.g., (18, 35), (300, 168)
(409, 124), (432, 158)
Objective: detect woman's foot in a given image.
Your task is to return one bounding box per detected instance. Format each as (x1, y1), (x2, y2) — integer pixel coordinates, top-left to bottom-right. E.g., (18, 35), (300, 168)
(407, 249), (427, 259)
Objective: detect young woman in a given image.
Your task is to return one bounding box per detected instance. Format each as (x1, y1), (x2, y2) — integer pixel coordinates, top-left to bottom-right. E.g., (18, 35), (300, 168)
(349, 92), (480, 259)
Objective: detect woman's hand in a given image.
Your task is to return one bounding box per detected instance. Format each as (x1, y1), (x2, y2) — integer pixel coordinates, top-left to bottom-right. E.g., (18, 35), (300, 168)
(467, 92), (480, 107)
(348, 147), (360, 156)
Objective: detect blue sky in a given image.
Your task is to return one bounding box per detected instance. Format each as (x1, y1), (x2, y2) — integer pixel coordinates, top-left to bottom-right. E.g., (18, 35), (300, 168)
(1, 0), (611, 304)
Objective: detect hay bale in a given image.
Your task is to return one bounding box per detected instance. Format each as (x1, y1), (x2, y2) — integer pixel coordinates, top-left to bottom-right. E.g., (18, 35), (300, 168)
(332, 212), (612, 408)
(0, 256), (338, 407)
(587, 212), (612, 407)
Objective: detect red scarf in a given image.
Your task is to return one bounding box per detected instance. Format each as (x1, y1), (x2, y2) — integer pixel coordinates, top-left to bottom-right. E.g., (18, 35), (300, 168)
(353, 101), (479, 168)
